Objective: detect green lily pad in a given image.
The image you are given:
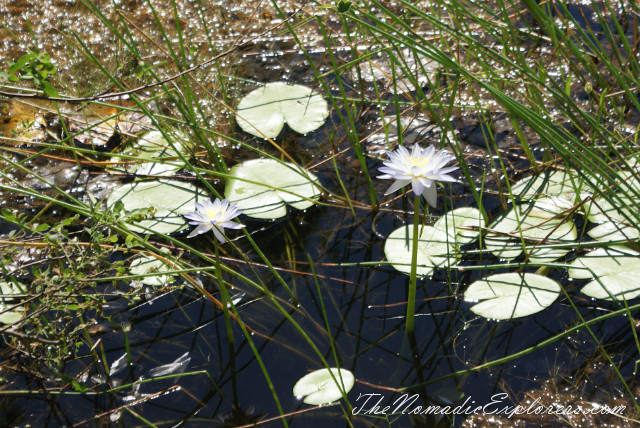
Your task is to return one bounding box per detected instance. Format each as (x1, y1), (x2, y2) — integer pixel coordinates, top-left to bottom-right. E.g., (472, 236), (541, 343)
(235, 82), (329, 138)
(568, 246), (640, 301)
(0, 281), (25, 325)
(0, 304), (24, 325)
(464, 273), (561, 319)
(110, 130), (190, 176)
(585, 196), (640, 242)
(384, 225), (456, 277)
(130, 255), (175, 287)
(433, 207), (484, 246)
(224, 158), (321, 219)
(511, 170), (593, 205)
(107, 180), (208, 235)
(485, 203), (577, 264)
(293, 368), (354, 405)
(0, 280), (23, 303)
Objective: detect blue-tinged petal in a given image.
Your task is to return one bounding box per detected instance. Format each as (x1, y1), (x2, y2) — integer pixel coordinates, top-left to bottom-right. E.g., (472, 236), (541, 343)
(424, 183), (438, 208)
(384, 179), (411, 195)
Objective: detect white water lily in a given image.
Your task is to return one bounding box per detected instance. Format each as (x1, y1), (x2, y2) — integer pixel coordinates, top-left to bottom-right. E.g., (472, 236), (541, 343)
(184, 199), (244, 242)
(378, 143), (458, 207)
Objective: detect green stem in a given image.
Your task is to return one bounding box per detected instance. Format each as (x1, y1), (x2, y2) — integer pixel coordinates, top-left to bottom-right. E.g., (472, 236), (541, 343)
(406, 193), (421, 334)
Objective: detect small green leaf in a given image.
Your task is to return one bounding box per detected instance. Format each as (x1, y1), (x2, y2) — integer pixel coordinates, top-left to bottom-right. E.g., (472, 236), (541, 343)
(8, 52), (35, 74)
(61, 375), (89, 392)
(40, 80), (59, 97)
(337, 0), (352, 13)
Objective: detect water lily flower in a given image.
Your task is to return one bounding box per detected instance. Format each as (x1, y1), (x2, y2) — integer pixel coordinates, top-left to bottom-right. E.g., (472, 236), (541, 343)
(378, 143), (458, 207)
(184, 198), (244, 242)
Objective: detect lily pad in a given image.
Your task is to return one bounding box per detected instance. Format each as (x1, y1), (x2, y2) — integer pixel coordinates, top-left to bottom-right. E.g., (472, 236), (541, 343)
(585, 196), (640, 242)
(107, 180), (208, 234)
(130, 255), (175, 287)
(568, 246), (640, 301)
(235, 82), (329, 138)
(224, 159), (321, 219)
(433, 207), (484, 246)
(0, 280), (23, 303)
(464, 273), (561, 320)
(0, 303), (24, 325)
(110, 130), (190, 176)
(384, 225), (456, 277)
(293, 368), (354, 405)
(0, 281), (25, 325)
(484, 203), (577, 264)
(511, 170), (593, 205)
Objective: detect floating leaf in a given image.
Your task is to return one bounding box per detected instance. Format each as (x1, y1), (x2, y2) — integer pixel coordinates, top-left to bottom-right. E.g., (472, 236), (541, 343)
(384, 225), (456, 277)
(484, 203), (576, 264)
(0, 281), (25, 325)
(130, 255), (175, 287)
(585, 197), (640, 242)
(293, 368), (354, 405)
(0, 304), (24, 324)
(224, 159), (321, 219)
(433, 207), (484, 246)
(235, 82), (329, 138)
(107, 180), (208, 234)
(464, 273), (561, 319)
(110, 130), (190, 176)
(354, 48), (438, 93)
(511, 170), (593, 205)
(0, 280), (23, 303)
(568, 246), (640, 301)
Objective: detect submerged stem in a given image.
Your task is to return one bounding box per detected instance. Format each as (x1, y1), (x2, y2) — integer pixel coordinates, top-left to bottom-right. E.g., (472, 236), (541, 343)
(406, 193), (421, 334)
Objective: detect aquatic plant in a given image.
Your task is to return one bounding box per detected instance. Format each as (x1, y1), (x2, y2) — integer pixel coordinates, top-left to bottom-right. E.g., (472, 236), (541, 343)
(378, 143), (458, 208)
(184, 198), (244, 241)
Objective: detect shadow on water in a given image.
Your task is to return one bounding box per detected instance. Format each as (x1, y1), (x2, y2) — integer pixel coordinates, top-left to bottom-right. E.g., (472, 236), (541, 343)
(0, 0), (639, 426)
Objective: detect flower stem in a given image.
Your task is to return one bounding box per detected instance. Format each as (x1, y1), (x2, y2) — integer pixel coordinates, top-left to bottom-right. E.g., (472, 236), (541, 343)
(406, 193), (421, 334)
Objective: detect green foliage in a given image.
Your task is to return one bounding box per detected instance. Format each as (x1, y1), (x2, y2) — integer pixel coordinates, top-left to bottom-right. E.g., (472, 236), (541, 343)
(0, 49), (59, 97)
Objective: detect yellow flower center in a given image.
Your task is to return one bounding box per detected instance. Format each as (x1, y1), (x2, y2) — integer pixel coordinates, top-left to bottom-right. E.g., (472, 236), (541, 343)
(409, 156), (430, 168)
(204, 208), (222, 221)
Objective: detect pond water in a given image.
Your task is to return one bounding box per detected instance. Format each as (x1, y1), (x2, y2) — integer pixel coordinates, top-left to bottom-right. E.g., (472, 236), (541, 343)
(0, 0), (639, 427)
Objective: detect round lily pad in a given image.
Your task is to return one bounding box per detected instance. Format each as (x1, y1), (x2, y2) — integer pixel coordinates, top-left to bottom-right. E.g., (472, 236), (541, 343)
(235, 82), (329, 138)
(433, 207), (484, 246)
(110, 130), (190, 177)
(107, 180), (209, 235)
(568, 246), (640, 301)
(0, 304), (24, 325)
(585, 196), (640, 242)
(224, 158), (321, 219)
(293, 368), (354, 405)
(464, 273), (561, 320)
(384, 225), (456, 277)
(0, 281), (25, 325)
(484, 203), (577, 264)
(511, 170), (593, 205)
(130, 255), (175, 287)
